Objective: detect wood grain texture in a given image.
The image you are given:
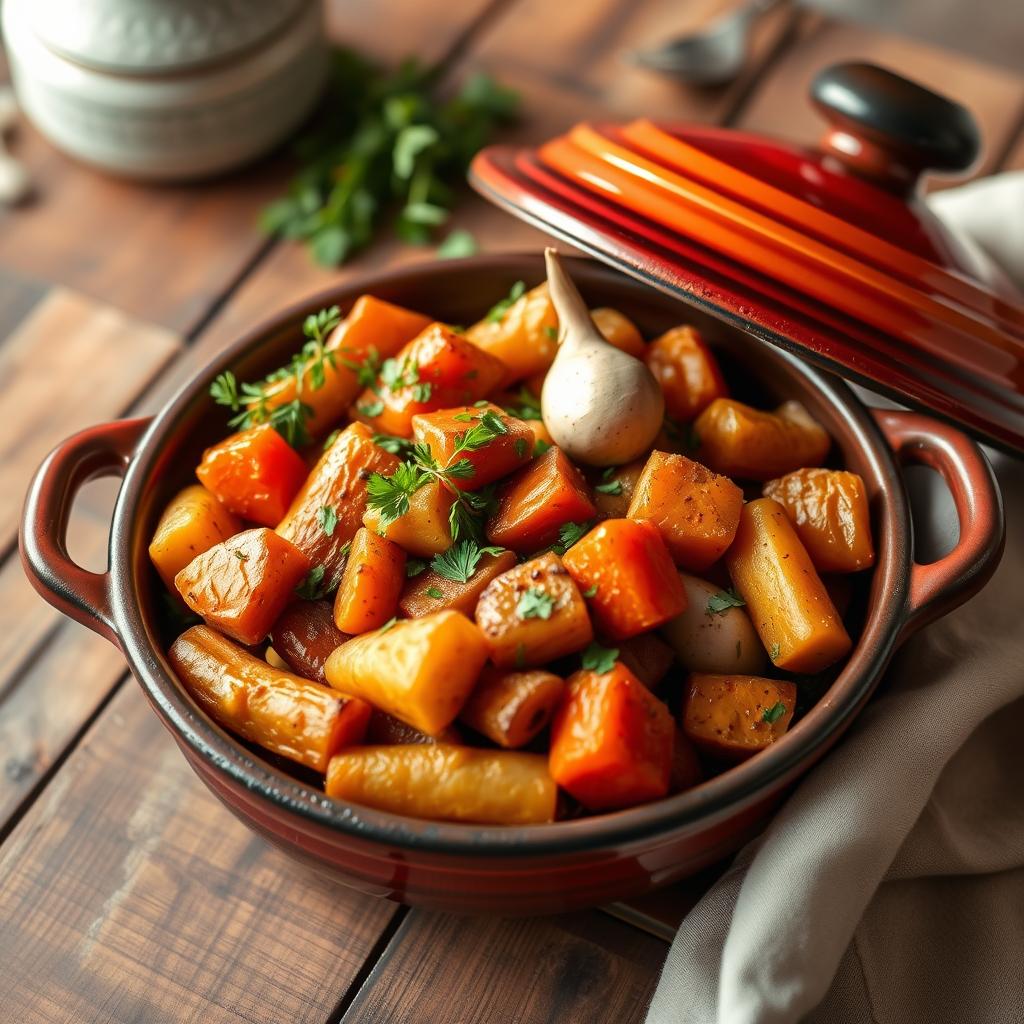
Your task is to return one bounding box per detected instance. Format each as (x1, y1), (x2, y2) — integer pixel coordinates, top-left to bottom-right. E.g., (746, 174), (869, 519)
(0, 681), (399, 1024)
(340, 909), (666, 1023)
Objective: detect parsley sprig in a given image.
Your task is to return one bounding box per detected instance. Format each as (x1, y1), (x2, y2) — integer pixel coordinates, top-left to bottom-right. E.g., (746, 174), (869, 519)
(431, 539), (505, 584)
(485, 280), (526, 323)
(706, 588), (745, 615)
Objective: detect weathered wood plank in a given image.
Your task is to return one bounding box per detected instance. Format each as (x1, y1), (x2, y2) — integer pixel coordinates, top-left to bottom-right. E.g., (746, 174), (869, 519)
(340, 909), (666, 1024)
(0, 680), (399, 1024)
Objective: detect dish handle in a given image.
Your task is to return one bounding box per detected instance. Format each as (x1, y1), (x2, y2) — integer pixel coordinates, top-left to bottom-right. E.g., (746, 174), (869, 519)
(19, 417), (151, 649)
(874, 409), (1004, 640)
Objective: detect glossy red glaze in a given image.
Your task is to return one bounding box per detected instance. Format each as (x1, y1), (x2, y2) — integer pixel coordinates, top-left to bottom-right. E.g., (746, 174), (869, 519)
(20, 256), (1004, 913)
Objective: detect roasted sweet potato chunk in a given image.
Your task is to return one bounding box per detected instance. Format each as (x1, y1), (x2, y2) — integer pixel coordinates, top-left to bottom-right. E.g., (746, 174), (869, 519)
(333, 527), (406, 634)
(627, 451), (743, 571)
(411, 404), (533, 490)
(459, 667), (565, 748)
(682, 673), (796, 760)
(474, 552), (593, 668)
(196, 423), (308, 527)
(169, 625), (370, 772)
(486, 446), (596, 553)
(399, 548), (517, 619)
(276, 422), (400, 586)
(645, 325), (728, 421)
(763, 468), (875, 573)
(563, 519), (686, 641)
(175, 528), (312, 646)
(695, 398), (830, 480)
(725, 498), (852, 673)
(590, 460), (646, 519)
(351, 323), (506, 437)
(549, 663), (674, 811)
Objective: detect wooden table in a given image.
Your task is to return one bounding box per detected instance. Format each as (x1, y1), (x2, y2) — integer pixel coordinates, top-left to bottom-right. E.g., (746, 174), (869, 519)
(1, 2), (1021, 1020)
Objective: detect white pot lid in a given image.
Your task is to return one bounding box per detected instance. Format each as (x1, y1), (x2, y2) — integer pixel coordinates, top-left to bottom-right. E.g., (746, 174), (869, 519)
(22, 0), (310, 74)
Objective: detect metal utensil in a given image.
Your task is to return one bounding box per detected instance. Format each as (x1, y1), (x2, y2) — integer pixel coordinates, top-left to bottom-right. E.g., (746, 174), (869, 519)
(626, 0), (785, 86)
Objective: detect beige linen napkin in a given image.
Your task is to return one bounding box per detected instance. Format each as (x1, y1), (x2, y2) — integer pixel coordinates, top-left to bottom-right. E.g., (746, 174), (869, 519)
(646, 172), (1024, 1024)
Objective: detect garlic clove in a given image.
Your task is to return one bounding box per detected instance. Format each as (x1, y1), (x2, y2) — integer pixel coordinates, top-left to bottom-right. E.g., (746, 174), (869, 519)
(540, 248), (664, 466)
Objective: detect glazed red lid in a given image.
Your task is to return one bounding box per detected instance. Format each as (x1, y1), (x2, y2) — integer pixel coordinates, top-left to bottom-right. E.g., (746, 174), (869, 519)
(470, 62), (1024, 454)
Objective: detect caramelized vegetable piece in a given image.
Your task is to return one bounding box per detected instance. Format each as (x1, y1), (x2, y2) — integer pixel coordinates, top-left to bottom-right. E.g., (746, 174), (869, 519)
(325, 745), (557, 824)
(366, 710), (462, 746)
(591, 459), (645, 519)
(363, 479), (455, 557)
(486, 446), (596, 553)
(324, 610), (489, 735)
(459, 666), (565, 748)
(333, 527), (406, 634)
(269, 600), (348, 683)
(411, 404), (533, 490)
(474, 552), (593, 668)
(645, 325), (728, 421)
(175, 528), (311, 646)
(196, 423), (308, 527)
(276, 422), (401, 586)
(763, 468), (875, 573)
(563, 519), (686, 641)
(148, 484), (241, 593)
(465, 282), (559, 385)
(169, 625), (370, 772)
(617, 632), (676, 689)
(351, 322), (506, 437)
(695, 399), (830, 480)
(627, 451), (743, 571)
(549, 663), (674, 811)
(725, 498), (852, 673)
(669, 733), (703, 793)
(682, 673), (796, 760)
(661, 573), (767, 675)
(400, 549), (517, 618)
(255, 295), (431, 437)
(590, 307), (646, 359)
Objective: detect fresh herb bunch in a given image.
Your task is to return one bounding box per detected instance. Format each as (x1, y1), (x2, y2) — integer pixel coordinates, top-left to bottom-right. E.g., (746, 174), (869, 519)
(260, 50), (519, 265)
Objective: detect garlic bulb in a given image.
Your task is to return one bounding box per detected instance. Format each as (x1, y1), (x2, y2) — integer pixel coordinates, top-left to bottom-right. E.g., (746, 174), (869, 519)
(540, 248), (664, 466)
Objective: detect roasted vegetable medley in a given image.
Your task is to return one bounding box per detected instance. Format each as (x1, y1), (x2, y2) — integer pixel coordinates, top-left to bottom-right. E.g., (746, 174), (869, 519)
(151, 271), (874, 825)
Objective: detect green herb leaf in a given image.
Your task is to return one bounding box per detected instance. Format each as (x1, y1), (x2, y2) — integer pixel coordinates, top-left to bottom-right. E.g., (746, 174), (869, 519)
(581, 642), (618, 675)
(543, 324), (558, 340)
(233, 549), (249, 561)
(485, 280), (526, 323)
(425, 586), (444, 599)
(706, 588), (746, 615)
(372, 433), (413, 457)
(406, 558), (428, 578)
(295, 565), (327, 600)
(516, 587), (555, 620)
(430, 539), (504, 584)
(594, 478), (623, 495)
(582, 583), (598, 598)
(502, 386), (543, 422)
(379, 616), (398, 634)
(318, 506), (338, 537)
(365, 462), (430, 526)
(437, 229), (478, 259)
(358, 399), (385, 418)
(769, 642), (781, 662)
(551, 520), (592, 555)
(533, 438), (551, 457)
(323, 428), (341, 450)
(514, 437), (528, 458)
(762, 701), (787, 724)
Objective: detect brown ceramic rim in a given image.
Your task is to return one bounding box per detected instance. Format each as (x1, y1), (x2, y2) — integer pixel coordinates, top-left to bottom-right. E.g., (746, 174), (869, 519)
(20, 254), (1004, 858)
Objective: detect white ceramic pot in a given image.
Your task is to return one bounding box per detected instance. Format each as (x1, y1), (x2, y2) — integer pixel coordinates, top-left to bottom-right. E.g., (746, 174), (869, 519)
(1, 0), (328, 181)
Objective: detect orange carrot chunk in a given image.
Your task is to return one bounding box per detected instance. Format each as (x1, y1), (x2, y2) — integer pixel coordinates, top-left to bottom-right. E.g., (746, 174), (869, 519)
(486, 446), (596, 553)
(725, 498), (852, 673)
(549, 662), (674, 811)
(400, 548), (518, 619)
(562, 519), (686, 641)
(169, 625), (370, 772)
(196, 423), (308, 527)
(175, 527), (312, 646)
(474, 552), (593, 668)
(645, 325), (728, 421)
(626, 451), (743, 571)
(276, 422), (401, 587)
(694, 398), (830, 480)
(682, 673), (797, 760)
(459, 666), (565, 748)
(411, 404), (534, 490)
(333, 527), (406, 634)
(350, 323), (506, 437)
(763, 468), (875, 573)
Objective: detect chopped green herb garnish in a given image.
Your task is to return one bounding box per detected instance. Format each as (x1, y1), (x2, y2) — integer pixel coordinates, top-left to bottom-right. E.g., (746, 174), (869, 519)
(594, 477), (623, 495)
(365, 462), (429, 526)
(357, 399), (385, 418)
(485, 280), (526, 323)
(379, 616), (398, 634)
(406, 558), (427, 578)
(425, 586), (444, 599)
(533, 438), (551, 457)
(233, 550), (249, 561)
(706, 589), (745, 615)
(762, 701), (787, 724)
(516, 587), (555, 620)
(582, 583), (598, 598)
(430, 539), (505, 584)
(323, 428), (341, 450)
(769, 642), (781, 662)
(551, 520), (592, 556)
(318, 505), (338, 537)
(514, 438), (528, 458)
(437, 228), (478, 259)
(453, 411), (476, 422)
(372, 433), (414, 456)
(295, 565), (327, 600)
(543, 324), (558, 340)
(581, 642), (618, 674)
(501, 386), (543, 422)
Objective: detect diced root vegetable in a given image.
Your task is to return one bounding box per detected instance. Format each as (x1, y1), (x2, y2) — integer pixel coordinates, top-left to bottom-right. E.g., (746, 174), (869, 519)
(626, 451), (743, 571)
(326, 744), (557, 824)
(644, 325), (728, 421)
(175, 527), (312, 646)
(682, 673), (796, 760)
(725, 498), (852, 674)
(366, 710), (462, 746)
(459, 667), (565, 748)
(333, 527), (406, 634)
(400, 549), (517, 619)
(562, 518), (686, 641)
(169, 625), (370, 773)
(549, 663), (674, 811)
(149, 484), (241, 593)
(616, 632), (676, 688)
(196, 423), (309, 527)
(590, 459), (645, 519)
(269, 600), (349, 683)
(763, 468), (875, 573)
(694, 398), (830, 481)
(590, 307), (646, 359)
(363, 479), (455, 557)
(324, 610), (490, 735)
(474, 552), (593, 668)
